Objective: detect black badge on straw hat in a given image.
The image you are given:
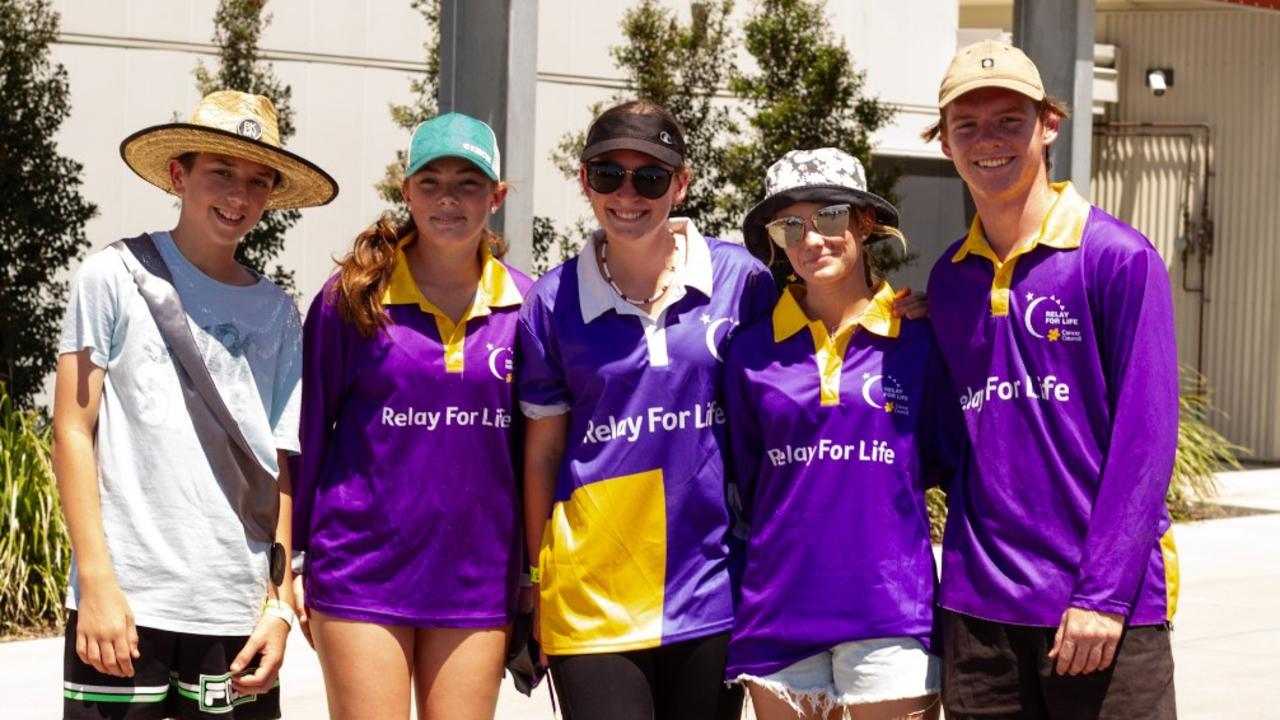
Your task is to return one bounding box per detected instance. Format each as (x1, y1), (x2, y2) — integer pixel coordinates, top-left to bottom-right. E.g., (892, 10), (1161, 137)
(580, 111), (686, 167)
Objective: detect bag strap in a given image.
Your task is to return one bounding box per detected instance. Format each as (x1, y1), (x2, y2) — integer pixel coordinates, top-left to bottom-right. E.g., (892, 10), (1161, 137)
(111, 233), (278, 543)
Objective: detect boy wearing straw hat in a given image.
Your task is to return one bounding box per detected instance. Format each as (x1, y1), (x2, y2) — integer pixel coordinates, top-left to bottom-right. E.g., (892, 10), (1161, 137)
(52, 90), (337, 719)
(922, 41), (1178, 719)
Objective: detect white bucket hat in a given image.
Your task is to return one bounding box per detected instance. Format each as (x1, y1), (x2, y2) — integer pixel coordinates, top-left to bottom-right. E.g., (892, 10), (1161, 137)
(742, 148), (899, 263)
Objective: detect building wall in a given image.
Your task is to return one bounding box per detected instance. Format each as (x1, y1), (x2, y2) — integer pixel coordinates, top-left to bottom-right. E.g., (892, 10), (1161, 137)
(1093, 9), (1280, 459)
(51, 0), (431, 303)
(51, 0), (960, 305)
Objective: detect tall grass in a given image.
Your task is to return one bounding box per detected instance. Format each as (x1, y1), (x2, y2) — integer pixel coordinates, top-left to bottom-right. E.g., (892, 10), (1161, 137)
(0, 386), (70, 635)
(926, 366), (1245, 541)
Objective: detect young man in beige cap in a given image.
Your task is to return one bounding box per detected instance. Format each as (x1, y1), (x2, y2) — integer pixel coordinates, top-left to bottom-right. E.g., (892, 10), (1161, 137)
(923, 41), (1179, 719)
(52, 90), (337, 719)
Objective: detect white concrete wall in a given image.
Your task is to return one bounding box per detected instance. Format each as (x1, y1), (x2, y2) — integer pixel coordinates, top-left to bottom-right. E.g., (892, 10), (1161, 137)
(52, 0), (431, 304)
(48, 0), (959, 299)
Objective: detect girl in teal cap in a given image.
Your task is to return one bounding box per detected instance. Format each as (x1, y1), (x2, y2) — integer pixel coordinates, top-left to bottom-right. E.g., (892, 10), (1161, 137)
(292, 113), (534, 719)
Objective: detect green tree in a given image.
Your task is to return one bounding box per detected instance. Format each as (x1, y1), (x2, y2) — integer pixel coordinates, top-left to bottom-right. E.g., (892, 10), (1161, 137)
(0, 0), (97, 407)
(376, 0), (441, 210)
(194, 0), (299, 293)
(725, 0), (905, 278)
(546, 0), (739, 254)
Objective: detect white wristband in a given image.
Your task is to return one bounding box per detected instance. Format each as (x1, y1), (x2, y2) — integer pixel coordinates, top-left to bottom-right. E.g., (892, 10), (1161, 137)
(263, 598), (296, 629)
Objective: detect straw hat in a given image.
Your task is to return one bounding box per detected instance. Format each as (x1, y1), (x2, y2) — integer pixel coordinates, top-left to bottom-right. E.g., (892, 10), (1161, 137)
(120, 90), (338, 209)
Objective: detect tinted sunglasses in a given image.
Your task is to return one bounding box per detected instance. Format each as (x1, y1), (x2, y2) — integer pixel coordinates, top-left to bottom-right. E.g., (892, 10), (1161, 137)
(585, 162), (675, 199)
(766, 204), (853, 248)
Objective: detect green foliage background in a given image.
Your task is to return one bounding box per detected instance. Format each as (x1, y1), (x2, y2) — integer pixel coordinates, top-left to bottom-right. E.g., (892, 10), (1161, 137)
(0, 0), (97, 407)
(723, 0), (907, 283)
(0, 387), (69, 634)
(194, 0), (300, 294)
(535, 0), (901, 279)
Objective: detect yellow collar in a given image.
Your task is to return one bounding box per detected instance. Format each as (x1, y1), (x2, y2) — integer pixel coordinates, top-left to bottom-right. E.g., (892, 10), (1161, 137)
(772, 281), (901, 343)
(382, 233), (523, 318)
(951, 181), (1091, 264)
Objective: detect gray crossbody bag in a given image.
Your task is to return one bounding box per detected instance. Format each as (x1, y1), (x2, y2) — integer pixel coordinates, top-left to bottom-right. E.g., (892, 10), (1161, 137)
(111, 234), (280, 547)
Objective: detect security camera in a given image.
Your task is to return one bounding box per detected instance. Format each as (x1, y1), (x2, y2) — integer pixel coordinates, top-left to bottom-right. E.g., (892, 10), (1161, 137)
(1146, 68), (1173, 97)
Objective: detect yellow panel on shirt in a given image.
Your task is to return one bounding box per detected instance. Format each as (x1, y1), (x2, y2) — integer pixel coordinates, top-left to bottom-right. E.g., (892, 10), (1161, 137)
(538, 468), (667, 654)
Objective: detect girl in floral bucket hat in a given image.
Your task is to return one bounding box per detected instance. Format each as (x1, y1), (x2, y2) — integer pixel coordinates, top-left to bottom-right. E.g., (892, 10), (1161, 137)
(722, 148), (965, 720)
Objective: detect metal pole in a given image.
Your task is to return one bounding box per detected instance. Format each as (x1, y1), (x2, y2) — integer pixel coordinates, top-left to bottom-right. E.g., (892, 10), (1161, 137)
(1013, 0), (1095, 193)
(439, 0), (539, 271)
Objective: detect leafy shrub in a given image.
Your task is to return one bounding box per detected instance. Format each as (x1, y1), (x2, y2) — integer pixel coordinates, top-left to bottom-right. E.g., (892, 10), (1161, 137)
(926, 487), (947, 544)
(0, 386), (69, 634)
(1169, 369), (1245, 517)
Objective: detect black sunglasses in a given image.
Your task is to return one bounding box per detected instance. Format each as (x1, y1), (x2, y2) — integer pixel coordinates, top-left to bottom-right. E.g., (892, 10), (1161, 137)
(585, 162), (675, 199)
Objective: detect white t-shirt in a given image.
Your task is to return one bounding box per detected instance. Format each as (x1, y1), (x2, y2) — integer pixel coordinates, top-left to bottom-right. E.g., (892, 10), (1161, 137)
(58, 231), (302, 635)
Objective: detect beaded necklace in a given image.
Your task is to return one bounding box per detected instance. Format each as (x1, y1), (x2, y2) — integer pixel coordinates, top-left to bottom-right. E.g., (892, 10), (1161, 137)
(598, 235), (682, 306)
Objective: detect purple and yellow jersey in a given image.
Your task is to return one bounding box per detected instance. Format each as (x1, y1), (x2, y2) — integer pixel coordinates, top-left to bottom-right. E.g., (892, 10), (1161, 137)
(294, 236), (532, 627)
(722, 284), (960, 679)
(517, 221), (777, 655)
(927, 182), (1180, 627)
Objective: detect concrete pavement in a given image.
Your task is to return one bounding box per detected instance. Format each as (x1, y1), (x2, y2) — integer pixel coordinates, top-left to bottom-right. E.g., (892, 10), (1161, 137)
(3, 469), (1277, 718)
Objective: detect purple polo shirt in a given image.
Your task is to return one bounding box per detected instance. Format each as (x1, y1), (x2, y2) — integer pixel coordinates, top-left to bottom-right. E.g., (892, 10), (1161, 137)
(518, 220), (777, 655)
(927, 182), (1180, 627)
(294, 237), (532, 626)
(722, 283), (960, 679)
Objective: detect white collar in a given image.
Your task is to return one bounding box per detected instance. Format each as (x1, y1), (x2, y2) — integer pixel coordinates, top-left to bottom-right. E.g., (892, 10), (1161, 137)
(577, 217), (714, 324)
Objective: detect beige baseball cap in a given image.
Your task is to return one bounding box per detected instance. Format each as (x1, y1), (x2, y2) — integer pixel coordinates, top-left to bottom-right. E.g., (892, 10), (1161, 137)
(938, 40), (1046, 109)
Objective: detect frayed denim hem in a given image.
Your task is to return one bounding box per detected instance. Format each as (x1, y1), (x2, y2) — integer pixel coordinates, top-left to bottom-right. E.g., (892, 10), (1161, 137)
(730, 674), (941, 720)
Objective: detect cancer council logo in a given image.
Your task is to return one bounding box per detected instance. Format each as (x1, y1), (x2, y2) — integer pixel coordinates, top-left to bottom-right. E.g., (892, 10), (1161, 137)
(1022, 291), (1083, 343)
(700, 313), (740, 362)
(860, 372), (910, 416)
(485, 342), (514, 383)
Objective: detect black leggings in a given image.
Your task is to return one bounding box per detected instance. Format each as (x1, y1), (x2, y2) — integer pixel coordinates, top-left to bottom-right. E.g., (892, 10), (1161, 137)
(549, 632), (743, 720)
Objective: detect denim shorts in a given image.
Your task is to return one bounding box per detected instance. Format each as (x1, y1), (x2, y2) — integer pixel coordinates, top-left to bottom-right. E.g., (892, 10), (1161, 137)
(733, 636), (940, 713)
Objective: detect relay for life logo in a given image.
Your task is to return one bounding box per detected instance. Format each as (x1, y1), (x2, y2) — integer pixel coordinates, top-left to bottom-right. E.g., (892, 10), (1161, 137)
(1023, 291), (1083, 343)
(485, 342), (514, 383)
(700, 313), (740, 362)
(860, 372), (911, 416)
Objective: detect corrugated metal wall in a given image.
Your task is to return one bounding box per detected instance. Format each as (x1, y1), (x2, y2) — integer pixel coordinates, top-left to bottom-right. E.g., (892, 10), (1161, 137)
(1092, 10), (1280, 460)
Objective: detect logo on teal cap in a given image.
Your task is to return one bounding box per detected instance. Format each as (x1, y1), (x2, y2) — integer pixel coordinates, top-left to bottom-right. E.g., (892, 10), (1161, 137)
(405, 112), (501, 181)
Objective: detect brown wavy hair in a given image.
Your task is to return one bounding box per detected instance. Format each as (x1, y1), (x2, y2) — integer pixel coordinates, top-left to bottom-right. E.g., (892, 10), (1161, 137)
(330, 212), (509, 338)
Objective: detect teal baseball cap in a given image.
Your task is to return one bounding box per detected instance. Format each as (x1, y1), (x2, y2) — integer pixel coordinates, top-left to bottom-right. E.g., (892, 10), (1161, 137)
(404, 112), (502, 181)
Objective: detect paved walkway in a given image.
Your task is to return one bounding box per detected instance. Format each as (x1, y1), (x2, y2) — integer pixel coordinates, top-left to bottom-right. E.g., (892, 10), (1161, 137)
(3, 469), (1277, 718)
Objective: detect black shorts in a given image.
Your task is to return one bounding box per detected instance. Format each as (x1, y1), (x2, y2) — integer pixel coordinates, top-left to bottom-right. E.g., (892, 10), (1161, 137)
(63, 611), (281, 720)
(941, 609), (1176, 720)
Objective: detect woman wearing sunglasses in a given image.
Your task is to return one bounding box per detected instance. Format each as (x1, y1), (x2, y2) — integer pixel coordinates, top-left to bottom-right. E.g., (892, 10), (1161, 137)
(516, 100), (778, 720)
(721, 148), (962, 720)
